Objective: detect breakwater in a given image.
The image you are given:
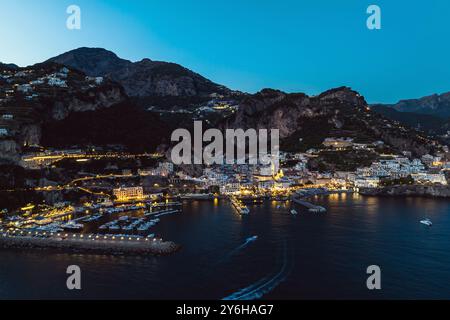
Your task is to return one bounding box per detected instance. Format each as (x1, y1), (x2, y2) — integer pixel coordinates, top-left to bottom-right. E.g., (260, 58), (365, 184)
(0, 233), (180, 256)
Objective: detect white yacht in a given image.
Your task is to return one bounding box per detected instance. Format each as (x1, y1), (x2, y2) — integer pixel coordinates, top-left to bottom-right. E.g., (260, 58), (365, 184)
(420, 218), (432, 226)
(246, 235), (258, 242)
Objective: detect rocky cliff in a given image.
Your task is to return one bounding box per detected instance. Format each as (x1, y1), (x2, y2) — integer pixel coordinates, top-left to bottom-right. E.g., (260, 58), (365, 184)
(2, 49), (445, 167)
(0, 62), (127, 163)
(224, 87), (439, 156)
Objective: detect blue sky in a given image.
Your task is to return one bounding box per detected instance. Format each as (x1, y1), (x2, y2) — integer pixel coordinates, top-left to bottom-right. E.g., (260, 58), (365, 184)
(0, 0), (449, 103)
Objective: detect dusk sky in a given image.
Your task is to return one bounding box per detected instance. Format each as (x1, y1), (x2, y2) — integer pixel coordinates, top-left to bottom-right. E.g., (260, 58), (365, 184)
(0, 0), (449, 103)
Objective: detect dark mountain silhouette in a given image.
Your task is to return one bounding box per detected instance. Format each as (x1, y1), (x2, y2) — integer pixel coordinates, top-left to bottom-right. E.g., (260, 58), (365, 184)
(371, 105), (449, 135)
(376, 92), (450, 118)
(48, 47), (231, 98)
(1, 49), (445, 167)
(0, 62), (19, 70)
(224, 87), (440, 158)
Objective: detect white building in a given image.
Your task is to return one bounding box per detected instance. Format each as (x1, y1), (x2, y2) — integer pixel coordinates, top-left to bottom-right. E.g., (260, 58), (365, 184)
(60, 67), (70, 75)
(221, 181), (241, 194)
(411, 173), (447, 185)
(25, 94), (39, 101)
(85, 76), (104, 85)
(274, 178), (292, 189)
(30, 79), (45, 85)
(356, 167), (371, 177)
(258, 154), (280, 177)
(16, 84), (32, 93)
(14, 71), (27, 77)
(95, 77), (104, 85)
(258, 180), (275, 190)
(421, 154), (434, 166)
(353, 143), (369, 150)
(359, 158), (426, 179)
(202, 169), (227, 185)
(293, 153), (308, 161)
(259, 166), (273, 176)
(294, 161), (307, 172)
(354, 177), (380, 188)
(48, 77), (67, 87)
(158, 162), (174, 177)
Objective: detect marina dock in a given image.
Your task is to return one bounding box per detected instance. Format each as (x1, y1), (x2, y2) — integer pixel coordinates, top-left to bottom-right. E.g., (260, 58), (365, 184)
(151, 202), (182, 208)
(292, 193), (327, 212)
(230, 196), (250, 215)
(145, 209), (180, 218)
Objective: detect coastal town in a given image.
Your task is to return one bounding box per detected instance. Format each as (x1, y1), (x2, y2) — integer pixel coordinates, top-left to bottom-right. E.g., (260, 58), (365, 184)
(3, 0), (450, 303)
(1, 130), (449, 255)
(1, 53), (450, 256)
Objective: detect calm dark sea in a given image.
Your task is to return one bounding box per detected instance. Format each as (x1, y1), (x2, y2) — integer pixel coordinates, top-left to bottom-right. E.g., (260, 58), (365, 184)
(1, 194), (449, 300)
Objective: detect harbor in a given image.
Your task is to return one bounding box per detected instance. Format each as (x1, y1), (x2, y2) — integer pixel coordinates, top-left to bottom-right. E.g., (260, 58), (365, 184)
(2, 196), (449, 299)
(0, 200), (183, 256)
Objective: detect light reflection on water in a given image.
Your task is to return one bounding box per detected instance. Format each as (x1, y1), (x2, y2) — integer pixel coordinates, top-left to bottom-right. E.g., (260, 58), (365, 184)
(0, 195), (449, 299)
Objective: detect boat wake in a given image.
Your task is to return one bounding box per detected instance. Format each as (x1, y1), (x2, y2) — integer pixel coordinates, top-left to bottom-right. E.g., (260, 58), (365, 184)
(216, 236), (259, 265)
(222, 276), (271, 300)
(229, 236), (258, 255)
(222, 242), (293, 300)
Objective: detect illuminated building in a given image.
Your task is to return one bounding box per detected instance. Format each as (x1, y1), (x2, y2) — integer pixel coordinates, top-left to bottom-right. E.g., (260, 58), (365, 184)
(322, 137), (353, 150)
(354, 177), (380, 188)
(113, 187), (144, 201)
(411, 173), (447, 185)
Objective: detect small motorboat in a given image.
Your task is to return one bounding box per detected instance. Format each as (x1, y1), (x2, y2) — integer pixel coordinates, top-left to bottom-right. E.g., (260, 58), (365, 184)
(291, 209), (298, 215)
(246, 235), (258, 242)
(240, 207), (250, 215)
(420, 218), (432, 226)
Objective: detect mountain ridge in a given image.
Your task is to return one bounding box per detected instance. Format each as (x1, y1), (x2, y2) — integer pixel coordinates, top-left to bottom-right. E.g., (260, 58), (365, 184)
(223, 86), (439, 158)
(1, 48), (445, 167)
(0, 62), (19, 70)
(47, 47), (232, 98)
(375, 91), (450, 118)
